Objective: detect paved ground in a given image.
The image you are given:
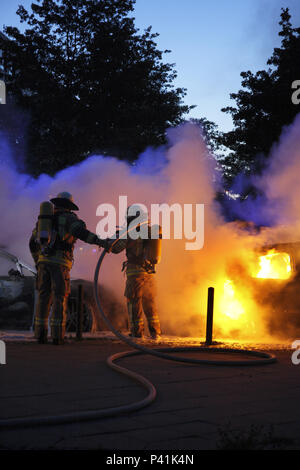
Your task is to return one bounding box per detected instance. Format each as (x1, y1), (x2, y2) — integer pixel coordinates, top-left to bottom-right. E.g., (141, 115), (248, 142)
(0, 336), (299, 450)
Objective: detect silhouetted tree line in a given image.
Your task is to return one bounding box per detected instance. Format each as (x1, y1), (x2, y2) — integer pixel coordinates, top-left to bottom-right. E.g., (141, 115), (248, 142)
(1, 4), (299, 186)
(1, 0), (193, 175)
(219, 8), (300, 190)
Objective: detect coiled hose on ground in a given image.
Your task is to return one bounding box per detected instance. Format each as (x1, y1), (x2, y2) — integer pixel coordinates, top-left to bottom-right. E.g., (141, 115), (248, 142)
(0, 247), (277, 429)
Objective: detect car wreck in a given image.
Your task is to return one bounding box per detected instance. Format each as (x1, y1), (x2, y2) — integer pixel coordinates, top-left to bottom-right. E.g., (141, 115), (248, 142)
(0, 248), (127, 334)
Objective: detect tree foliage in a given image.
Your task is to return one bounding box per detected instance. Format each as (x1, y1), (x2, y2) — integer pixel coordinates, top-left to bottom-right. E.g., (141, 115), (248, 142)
(221, 8), (300, 185)
(188, 117), (225, 155)
(2, 0), (192, 175)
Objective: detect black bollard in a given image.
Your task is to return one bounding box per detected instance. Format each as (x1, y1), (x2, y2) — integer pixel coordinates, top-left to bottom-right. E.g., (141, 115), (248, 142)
(76, 284), (84, 341)
(205, 287), (214, 345)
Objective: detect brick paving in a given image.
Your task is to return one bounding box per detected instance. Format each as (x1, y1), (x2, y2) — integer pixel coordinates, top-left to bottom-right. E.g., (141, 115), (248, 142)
(0, 339), (299, 450)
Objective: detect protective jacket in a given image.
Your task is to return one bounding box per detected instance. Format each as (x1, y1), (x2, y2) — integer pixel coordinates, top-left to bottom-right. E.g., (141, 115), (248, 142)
(110, 226), (161, 338)
(110, 225), (155, 275)
(30, 209), (99, 269)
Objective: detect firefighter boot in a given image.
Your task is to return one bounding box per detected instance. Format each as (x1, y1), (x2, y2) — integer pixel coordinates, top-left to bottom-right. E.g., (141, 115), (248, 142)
(37, 329), (48, 344)
(52, 338), (65, 345)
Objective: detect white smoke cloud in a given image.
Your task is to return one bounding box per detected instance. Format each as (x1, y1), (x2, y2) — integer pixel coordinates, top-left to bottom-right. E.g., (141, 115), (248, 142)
(257, 113), (300, 235)
(1, 117), (300, 341)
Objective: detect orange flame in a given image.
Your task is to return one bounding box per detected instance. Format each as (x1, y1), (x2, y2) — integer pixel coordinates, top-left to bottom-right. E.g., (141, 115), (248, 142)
(213, 279), (255, 337)
(221, 279), (245, 320)
(195, 249), (293, 340)
(254, 249), (292, 280)
(213, 249), (292, 338)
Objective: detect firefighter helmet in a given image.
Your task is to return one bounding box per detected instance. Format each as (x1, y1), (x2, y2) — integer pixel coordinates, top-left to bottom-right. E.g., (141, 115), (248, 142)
(50, 192), (79, 211)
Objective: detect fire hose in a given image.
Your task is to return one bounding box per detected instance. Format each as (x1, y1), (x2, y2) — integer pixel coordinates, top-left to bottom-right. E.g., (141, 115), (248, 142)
(93, 247), (277, 415)
(0, 244), (277, 429)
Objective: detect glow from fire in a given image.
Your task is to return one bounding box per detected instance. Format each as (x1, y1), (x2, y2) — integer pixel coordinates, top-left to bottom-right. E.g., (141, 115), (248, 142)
(255, 250), (292, 280)
(213, 278), (254, 338)
(211, 249), (293, 339)
(221, 280), (245, 320)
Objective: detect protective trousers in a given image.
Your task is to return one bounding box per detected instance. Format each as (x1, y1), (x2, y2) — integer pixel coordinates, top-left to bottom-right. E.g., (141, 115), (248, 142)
(124, 271), (161, 338)
(34, 262), (70, 341)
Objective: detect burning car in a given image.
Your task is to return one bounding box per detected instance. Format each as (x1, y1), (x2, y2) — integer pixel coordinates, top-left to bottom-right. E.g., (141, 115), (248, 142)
(0, 249), (127, 333)
(214, 242), (300, 340)
(251, 243), (300, 336)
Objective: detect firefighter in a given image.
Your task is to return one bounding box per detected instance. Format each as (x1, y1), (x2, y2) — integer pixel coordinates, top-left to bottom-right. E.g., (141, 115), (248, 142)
(108, 205), (162, 340)
(29, 192), (106, 345)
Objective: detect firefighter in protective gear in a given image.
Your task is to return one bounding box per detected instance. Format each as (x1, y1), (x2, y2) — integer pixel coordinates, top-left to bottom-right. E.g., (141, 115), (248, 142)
(29, 192), (106, 345)
(108, 205), (162, 340)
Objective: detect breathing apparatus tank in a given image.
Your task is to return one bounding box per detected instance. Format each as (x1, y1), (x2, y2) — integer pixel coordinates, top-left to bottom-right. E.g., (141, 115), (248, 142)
(37, 201), (55, 253)
(143, 224), (162, 273)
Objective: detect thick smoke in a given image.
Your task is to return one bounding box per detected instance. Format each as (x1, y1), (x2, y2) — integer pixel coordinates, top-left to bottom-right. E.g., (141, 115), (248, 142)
(1, 117), (300, 340)
(225, 114), (300, 229)
(257, 113), (300, 235)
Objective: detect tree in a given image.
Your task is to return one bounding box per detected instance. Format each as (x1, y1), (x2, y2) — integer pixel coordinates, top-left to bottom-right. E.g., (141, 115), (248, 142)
(188, 117), (225, 155)
(2, 0), (192, 175)
(220, 8), (300, 186)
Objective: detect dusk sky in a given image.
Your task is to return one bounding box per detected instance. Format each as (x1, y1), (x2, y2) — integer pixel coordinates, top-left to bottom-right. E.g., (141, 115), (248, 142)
(1, 0), (300, 132)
